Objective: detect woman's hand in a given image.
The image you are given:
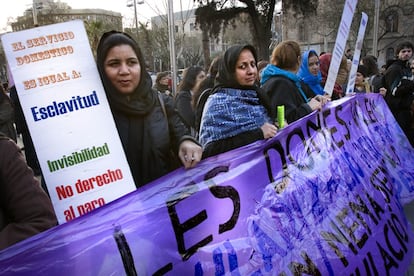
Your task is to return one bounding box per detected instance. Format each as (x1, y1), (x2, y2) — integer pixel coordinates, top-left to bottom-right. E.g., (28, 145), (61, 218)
(261, 122), (278, 139)
(309, 95), (330, 111)
(379, 87), (387, 97)
(314, 94), (330, 105)
(308, 97), (323, 111)
(178, 140), (203, 169)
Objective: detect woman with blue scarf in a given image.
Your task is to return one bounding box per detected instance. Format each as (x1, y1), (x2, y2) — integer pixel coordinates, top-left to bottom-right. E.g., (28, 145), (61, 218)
(297, 50), (325, 95)
(199, 44), (278, 158)
(261, 41), (328, 124)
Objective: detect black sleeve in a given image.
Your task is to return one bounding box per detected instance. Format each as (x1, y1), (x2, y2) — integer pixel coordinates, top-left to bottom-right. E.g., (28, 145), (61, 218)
(174, 90), (195, 129)
(202, 128), (263, 159)
(262, 77), (312, 124)
(394, 79), (414, 98)
(161, 93), (197, 153)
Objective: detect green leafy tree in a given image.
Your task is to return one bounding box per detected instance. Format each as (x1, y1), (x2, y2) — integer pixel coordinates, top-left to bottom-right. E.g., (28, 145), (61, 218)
(194, 0), (318, 60)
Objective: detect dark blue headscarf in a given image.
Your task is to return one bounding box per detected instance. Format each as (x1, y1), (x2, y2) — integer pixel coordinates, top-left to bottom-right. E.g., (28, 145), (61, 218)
(297, 50), (324, 95)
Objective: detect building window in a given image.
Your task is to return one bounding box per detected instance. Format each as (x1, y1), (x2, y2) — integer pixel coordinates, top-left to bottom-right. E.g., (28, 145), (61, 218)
(175, 25), (179, 33)
(386, 47), (394, 61)
(385, 11), (398, 33)
(298, 21), (307, 42)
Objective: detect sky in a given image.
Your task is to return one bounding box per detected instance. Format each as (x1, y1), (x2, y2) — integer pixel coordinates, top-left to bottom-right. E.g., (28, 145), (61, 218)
(0, 0), (197, 33)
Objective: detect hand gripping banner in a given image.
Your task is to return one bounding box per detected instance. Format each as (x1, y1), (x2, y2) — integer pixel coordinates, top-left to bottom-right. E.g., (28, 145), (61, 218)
(0, 94), (413, 275)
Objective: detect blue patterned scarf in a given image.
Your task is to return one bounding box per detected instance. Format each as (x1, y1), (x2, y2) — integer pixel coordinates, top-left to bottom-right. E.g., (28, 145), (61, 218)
(199, 88), (271, 147)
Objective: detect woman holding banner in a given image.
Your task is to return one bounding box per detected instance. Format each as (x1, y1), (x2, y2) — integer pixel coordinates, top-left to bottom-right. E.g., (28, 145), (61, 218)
(198, 44), (278, 158)
(261, 41), (329, 124)
(96, 31), (202, 188)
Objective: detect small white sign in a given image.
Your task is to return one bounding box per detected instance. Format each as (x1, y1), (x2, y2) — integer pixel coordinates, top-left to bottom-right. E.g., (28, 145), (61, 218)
(324, 0), (358, 96)
(346, 12), (368, 94)
(1, 20), (136, 224)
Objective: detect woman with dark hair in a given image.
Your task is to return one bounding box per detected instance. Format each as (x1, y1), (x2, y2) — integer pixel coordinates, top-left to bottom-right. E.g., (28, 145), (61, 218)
(199, 44), (278, 158)
(193, 56), (222, 135)
(360, 55), (384, 93)
(174, 66), (206, 134)
(96, 31), (202, 187)
(153, 71), (172, 96)
(261, 41), (328, 124)
(193, 56), (221, 110)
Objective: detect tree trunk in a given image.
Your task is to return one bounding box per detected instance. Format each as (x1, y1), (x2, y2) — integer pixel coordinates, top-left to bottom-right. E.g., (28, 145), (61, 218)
(202, 29), (211, 70)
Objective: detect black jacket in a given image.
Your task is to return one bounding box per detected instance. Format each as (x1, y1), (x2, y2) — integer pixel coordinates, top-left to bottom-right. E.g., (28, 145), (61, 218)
(384, 59), (414, 111)
(174, 89), (195, 131)
(261, 75), (314, 124)
(113, 91), (194, 187)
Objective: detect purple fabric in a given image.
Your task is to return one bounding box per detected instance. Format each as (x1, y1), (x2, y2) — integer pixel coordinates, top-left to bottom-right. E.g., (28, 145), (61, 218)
(0, 94), (413, 275)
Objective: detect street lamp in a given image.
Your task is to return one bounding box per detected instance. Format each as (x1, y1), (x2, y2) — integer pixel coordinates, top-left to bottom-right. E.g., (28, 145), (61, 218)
(126, 0), (144, 38)
(372, 0), (380, 56)
(32, 0), (43, 27)
(167, 0), (177, 96)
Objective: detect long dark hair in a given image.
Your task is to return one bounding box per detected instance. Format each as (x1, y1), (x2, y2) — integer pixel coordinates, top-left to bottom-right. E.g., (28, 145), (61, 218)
(176, 65), (204, 92)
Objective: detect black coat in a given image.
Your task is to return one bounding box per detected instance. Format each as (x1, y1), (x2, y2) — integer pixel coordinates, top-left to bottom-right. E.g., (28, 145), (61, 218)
(174, 89), (195, 130)
(261, 75), (314, 124)
(113, 91), (192, 187)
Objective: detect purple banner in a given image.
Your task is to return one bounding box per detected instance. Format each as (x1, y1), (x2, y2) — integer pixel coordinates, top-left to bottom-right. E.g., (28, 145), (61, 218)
(1, 94), (413, 275)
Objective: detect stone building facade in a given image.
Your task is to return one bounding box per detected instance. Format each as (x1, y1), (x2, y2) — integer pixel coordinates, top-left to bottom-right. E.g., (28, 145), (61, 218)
(11, 0), (122, 32)
(282, 0), (414, 66)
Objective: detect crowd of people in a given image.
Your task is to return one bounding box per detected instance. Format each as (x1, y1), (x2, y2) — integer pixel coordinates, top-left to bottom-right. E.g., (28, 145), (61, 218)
(1, 31), (413, 250)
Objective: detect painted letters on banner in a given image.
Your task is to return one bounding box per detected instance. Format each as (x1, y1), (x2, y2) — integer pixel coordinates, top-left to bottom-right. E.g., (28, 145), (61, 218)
(0, 94), (413, 275)
(1, 21), (136, 224)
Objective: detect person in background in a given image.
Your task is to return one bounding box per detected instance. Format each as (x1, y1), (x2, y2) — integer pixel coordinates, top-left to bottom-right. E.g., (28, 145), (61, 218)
(297, 49), (325, 95)
(8, 83), (42, 177)
(261, 40), (328, 124)
(410, 58), (414, 76)
(0, 84), (16, 142)
(0, 133), (57, 251)
(153, 71), (172, 96)
(380, 64), (387, 75)
(360, 55), (383, 93)
(174, 66), (206, 137)
(174, 66), (206, 135)
(344, 64), (370, 93)
(345, 48), (353, 60)
(199, 44), (277, 159)
(96, 31), (202, 188)
(383, 41), (414, 147)
(193, 56), (221, 135)
(256, 60), (269, 83)
(319, 53), (348, 100)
